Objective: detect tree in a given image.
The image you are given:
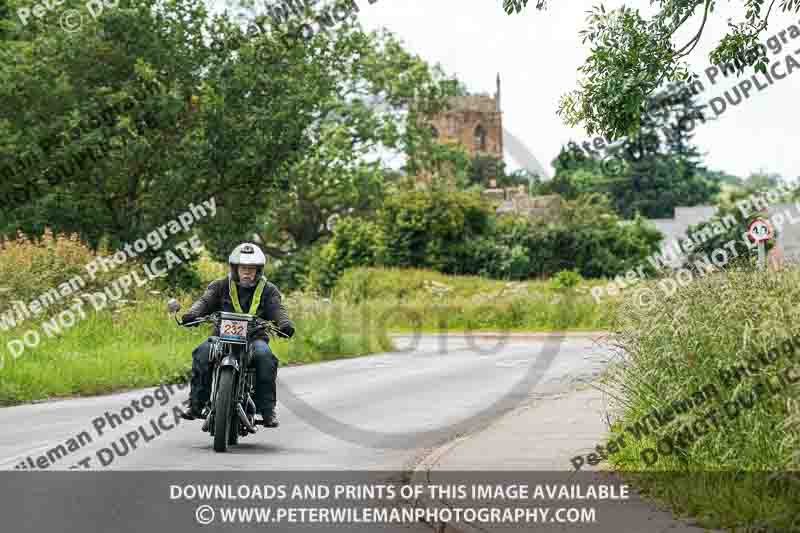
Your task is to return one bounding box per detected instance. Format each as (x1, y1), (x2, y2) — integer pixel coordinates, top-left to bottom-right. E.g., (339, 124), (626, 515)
(547, 83), (721, 218)
(502, 0), (800, 139)
(0, 0), (382, 287)
(378, 190), (493, 275)
(699, 169), (746, 187)
(307, 217), (386, 294)
(742, 170), (783, 191)
(0, 0), (10, 40)
(526, 194), (664, 278)
(224, 25), (468, 259)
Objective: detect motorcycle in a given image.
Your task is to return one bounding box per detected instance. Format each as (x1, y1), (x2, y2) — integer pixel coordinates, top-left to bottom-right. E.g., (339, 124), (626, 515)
(167, 298), (281, 452)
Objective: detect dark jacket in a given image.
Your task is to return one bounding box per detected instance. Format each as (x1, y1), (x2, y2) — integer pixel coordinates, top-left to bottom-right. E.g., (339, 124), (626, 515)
(184, 275), (294, 342)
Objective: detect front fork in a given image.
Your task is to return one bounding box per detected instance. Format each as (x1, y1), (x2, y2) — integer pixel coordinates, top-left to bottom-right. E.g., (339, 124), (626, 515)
(204, 341), (256, 434)
(203, 340), (230, 434)
(237, 345), (258, 431)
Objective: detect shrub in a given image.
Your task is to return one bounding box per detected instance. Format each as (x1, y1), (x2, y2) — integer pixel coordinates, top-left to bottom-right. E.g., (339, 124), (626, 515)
(466, 215), (534, 280)
(469, 195), (662, 280)
(269, 192), (662, 290)
(264, 247), (318, 293)
(308, 217), (385, 294)
(0, 229), (139, 325)
(378, 190), (493, 275)
(527, 195), (663, 278)
(550, 269), (583, 290)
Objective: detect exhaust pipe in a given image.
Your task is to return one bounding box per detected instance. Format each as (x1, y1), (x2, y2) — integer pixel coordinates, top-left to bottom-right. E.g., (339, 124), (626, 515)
(246, 396), (256, 415)
(237, 404), (258, 434)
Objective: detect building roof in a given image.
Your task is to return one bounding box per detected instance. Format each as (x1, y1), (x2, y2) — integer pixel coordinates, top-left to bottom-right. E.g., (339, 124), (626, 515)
(447, 95), (499, 113)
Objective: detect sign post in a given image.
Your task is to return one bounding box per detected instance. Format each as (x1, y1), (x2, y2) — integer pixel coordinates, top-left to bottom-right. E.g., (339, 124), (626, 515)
(747, 218), (774, 271)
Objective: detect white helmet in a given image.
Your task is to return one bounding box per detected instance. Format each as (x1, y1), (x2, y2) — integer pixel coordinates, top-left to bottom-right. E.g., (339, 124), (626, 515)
(229, 242), (266, 286)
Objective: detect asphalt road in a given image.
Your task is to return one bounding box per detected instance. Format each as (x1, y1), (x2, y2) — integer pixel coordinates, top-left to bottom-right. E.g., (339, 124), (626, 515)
(0, 334), (612, 472)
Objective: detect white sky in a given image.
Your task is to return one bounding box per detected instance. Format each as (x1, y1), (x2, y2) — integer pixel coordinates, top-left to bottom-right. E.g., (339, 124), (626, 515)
(354, 0), (800, 180)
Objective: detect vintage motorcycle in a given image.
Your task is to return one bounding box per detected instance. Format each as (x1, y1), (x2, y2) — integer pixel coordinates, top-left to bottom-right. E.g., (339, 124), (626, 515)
(167, 298), (280, 452)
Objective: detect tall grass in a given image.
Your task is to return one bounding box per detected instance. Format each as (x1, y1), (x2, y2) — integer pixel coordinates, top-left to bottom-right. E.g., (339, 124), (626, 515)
(0, 289), (393, 405)
(332, 267), (610, 332)
(0, 228), (138, 312)
(0, 235), (391, 405)
(604, 267), (800, 531)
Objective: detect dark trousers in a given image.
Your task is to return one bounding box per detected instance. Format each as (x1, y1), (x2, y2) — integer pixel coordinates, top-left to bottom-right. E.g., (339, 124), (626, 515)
(189, 339), (279, 414)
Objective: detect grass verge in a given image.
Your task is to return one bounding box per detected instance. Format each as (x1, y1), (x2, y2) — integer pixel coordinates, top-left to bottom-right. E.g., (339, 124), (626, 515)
(604, 268), (800, 531)
(0, 289), (392, 406)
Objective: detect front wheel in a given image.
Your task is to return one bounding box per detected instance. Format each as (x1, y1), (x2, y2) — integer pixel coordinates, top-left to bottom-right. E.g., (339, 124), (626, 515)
(213, 368), (236, 452)
(228, 412), (240, 445)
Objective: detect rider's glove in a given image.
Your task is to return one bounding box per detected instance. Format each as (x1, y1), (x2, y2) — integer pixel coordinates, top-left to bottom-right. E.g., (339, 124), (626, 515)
(279, 323), (295, 338)
(181, 313), (199, 327)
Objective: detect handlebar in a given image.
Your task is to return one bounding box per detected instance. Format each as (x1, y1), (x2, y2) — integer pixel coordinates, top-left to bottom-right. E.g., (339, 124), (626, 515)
(175, 312), (289, 338)
(173, 312), (218, 328)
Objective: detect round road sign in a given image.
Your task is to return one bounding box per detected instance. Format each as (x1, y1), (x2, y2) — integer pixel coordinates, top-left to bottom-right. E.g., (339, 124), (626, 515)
(747, 218), (773, 242)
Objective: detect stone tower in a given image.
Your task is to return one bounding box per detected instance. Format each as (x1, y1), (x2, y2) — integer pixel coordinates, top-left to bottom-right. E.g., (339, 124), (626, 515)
(417, 74), (504, 186)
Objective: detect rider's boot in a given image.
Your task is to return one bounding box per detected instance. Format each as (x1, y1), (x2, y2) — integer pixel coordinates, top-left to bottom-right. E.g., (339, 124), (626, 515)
(258, 409), (279, 428)
(180, 403), (204, 421)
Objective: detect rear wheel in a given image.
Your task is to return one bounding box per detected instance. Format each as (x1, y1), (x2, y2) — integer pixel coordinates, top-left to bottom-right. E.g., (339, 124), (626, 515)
(213, 368), (235, 452)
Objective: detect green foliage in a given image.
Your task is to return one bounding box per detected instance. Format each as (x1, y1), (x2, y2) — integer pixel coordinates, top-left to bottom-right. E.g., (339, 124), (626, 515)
(308, 217), (385, 294)
(250, 26), (463, 257)
(541, 164), (599, 201)
(1, 0), (415, 290)
(527, 195), (664, 278)
(550, 269), (583, 290)
(503, 0), (800, 139)
(406, 130), (474, 191)
(331, 267), (609, 332)
(468, 237), (532, 281)
(301, 191), (662, 287)
(549, 84), (721, 219)
(378, 190), (493, 275)
(462, 196), (661, 280)
(741, 171), (783, 192)
(464, 214), (534, 280)
(263, 247), (318, 293)
(467, 153), (533, 189)
(0, 288), (393, 405)
(606, 268), (800, 530)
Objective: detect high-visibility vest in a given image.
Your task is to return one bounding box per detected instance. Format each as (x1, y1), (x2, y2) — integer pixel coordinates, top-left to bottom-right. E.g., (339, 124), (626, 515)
(228, 276), (267, 315)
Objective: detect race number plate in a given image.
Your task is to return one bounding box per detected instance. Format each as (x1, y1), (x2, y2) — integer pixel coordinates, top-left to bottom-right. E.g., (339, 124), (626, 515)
(220, 319), (248, 341)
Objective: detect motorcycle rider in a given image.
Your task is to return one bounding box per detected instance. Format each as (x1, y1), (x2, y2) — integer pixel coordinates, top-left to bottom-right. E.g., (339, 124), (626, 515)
(179, 242), (295, 428)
